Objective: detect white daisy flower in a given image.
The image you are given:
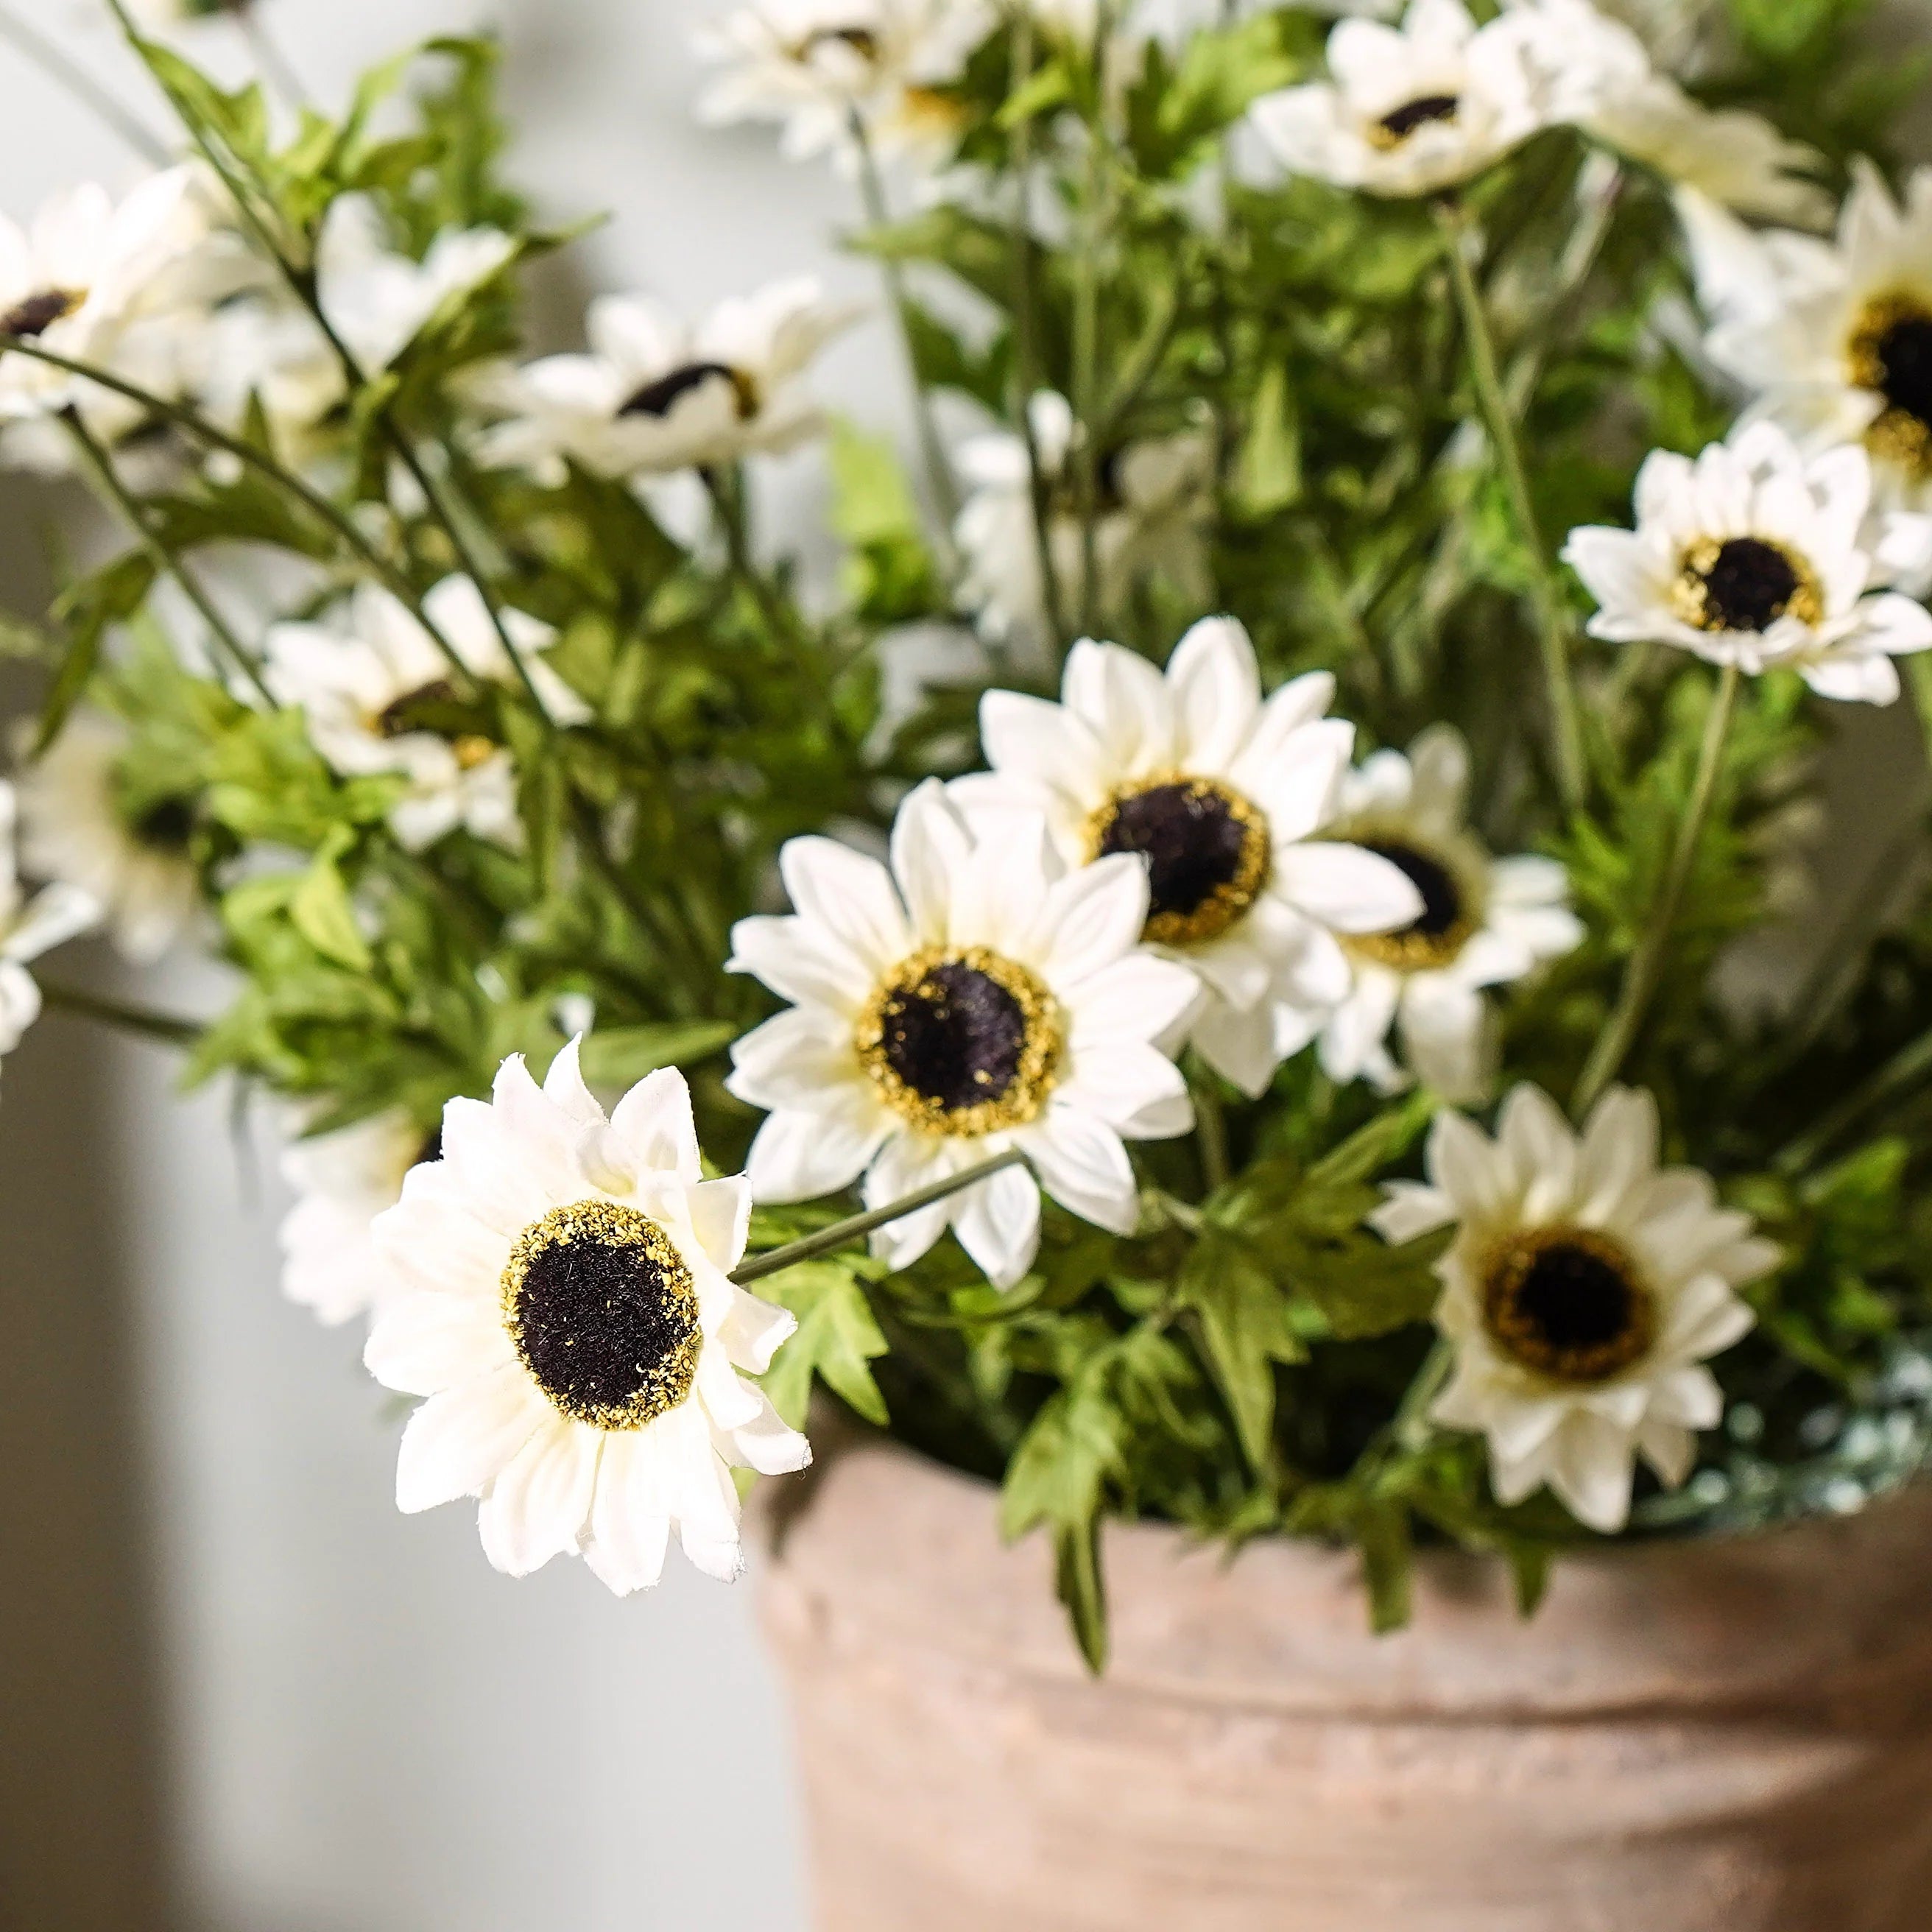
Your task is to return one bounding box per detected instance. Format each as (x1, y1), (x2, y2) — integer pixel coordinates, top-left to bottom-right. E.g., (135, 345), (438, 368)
(696, 0), (992, 174)
(727, 779), (1199, 1290)
(125, 0), (255, 23)
(1562, 420), (1932, 705)
(473, 280), (859, 484)
(955, 619), (1425, 1099)
(952, 391), (1213, 645)
(1371, 1084), (1775, 1532)
(1320, 726), (1582, 1104)
(0, 167), (225, 443)
(1704, 161), (1932, 515)
(265, 577), (589, 853)
(15, 711), (198, 965)
(0, 780), (101, 1060)
(1247, 0), (1550, 200)
(365, 1044), (810, 1591)
(1503, 0), (1829, 227)
(280, 1108), (440, 1328)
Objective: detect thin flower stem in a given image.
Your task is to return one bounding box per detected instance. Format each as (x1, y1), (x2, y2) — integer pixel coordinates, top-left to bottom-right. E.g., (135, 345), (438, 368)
(0, 1), (172, 163)
(61, 409), (277, 708)
(39, 979), (202, 1046)
(730, 1149), (1030, 1286)
(1572, 660), (1741, 1118)
(1437, 199), (1587, 816)
(702, 467), (855, 754)
(1191, 1065), (1230, 1195)
(849, 113), (960, 562)
(1777, 1024), (1932, 1176)
(1006, 5), (1069, 654)
(102, 0), (551, 716)
(0, 334), (431, 621)
(1070, 1), (1115, 638)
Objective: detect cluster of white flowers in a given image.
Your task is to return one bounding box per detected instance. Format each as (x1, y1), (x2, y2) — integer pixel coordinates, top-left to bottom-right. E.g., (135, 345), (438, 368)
(727, 617), (1583, 1284)
(1247, 0), (1825, 226)
(19, 0), (1896, 1590)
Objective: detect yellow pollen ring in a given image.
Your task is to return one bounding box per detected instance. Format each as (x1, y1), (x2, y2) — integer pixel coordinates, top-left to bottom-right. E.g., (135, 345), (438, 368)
(1848, 289), (1932, 480)
(1338, 828), (1482, 974)
(1479, 1224), (1657, 1386)
(1082, 773), (1271, 950)
(1668, 535), (1823, 632)
(855, 944), (1063, 1138)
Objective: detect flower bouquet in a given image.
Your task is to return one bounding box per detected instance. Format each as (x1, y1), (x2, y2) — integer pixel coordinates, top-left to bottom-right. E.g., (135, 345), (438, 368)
(8, 0), (1932, 1914)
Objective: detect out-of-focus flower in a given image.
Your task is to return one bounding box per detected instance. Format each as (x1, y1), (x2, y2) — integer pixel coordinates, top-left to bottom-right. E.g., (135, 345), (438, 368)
(473, 280), (859, 482)
(15, 711), (197, 965)
(265, 577), (588, 852)
(280, 1109), (441, 1328)
(0, 780), (101, 1064)
(953, 391), (1213, 644)
(1320, 727), (1582, 1104)
(697, 0), (992, 173)
(1249, 0), (1549, 200)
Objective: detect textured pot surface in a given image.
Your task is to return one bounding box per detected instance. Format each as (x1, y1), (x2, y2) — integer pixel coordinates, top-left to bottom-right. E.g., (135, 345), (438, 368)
(754, 1431), (1932, 1932)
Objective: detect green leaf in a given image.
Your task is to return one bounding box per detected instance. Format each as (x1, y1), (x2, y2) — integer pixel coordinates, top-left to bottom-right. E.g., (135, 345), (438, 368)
(1356, 1498), (1414, 1635)
(577, 1020), (736, 1086)
(39, 553), (157, 752)
(758, 1259), (891, 1430)
(1179, 1231), (1304, 1473)
(1233, 359), (1302, 515)
(290, 839), (373, 970)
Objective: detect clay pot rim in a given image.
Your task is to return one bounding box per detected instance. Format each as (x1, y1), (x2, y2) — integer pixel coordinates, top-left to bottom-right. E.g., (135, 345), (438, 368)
(761, 1421), (1932, 1724)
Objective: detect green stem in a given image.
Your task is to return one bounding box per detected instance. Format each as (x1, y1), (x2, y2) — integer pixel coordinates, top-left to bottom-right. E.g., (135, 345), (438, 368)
(0, 1), (171, 163)
(1006, 6), (1069, 654)
(1191, 1065), (1230, 1195)
(1437, 198), (1587, 815)
(703, 467), (854, 755)
(1777, 1025), (1932, 1176)
(1572, 661), (1741, 1117)
(0, 333), (433, 627)
(850, 113), (960, 562)
(61, 409), (275, 708)
(1070, 1), (1115, 638)
(39, 979), (202, 1046)
(731, 1149), (1030, 1286)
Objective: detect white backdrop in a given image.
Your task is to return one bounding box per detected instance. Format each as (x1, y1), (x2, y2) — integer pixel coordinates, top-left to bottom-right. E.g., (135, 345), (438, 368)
(0, 1), (922, 1926)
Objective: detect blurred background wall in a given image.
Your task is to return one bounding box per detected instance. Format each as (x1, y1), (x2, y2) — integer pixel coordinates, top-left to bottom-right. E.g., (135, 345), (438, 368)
(0, 2), (909, 1926)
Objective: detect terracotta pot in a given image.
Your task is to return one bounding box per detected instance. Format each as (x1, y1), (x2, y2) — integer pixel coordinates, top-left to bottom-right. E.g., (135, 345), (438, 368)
(753, 1431), (1932, 1932)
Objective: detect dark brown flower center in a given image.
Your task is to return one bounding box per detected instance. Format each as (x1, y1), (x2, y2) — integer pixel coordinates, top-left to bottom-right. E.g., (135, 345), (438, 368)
(1344, 838), (1475, 971)
(619, 361), (758, 423)
(1850, 293), (1932, 476)
(1086, 776), (1271, 948)
(0, 287), (82, 340)
(1671, 535), (1821, 634)
(1371, 94), (1460, 149)
(1481, 1227), (1655, 1385)
(502, 1200), (701, 1430)
(856, 945), (1060, 1135)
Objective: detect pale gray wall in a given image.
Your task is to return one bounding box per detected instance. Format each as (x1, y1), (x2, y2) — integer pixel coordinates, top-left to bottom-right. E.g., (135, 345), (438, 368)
(0, 2), (921, 1927)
